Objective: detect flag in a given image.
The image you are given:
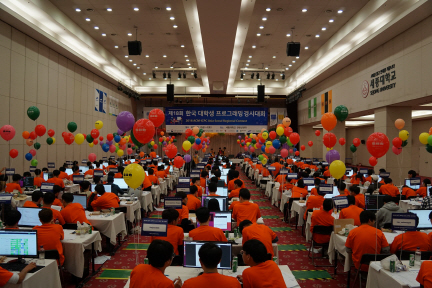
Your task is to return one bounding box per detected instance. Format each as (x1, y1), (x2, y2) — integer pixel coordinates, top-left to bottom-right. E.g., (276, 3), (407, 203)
(321, 90), (332, 114)
(308, 97), (317, 118)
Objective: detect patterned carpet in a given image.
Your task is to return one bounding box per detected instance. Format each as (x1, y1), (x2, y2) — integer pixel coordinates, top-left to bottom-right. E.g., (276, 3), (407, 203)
(65, 168), (363, 288)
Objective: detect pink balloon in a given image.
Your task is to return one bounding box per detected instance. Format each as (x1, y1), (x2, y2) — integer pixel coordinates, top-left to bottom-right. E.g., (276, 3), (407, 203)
(120, 144), (126, 150)
(109, 145), (116, 153)
(289, 149), (293, 154)
(268, 146), (276, 154)
(29, 149), (36, 156)
(243, 146), (248, 151)
(127, 148), (133, 155)
(280, 148), (288, 158)
(392, 145), (402, 155)
(88, 153), (97, 162)
(0, 125), (16, 141)
(250, 147), (255, 153)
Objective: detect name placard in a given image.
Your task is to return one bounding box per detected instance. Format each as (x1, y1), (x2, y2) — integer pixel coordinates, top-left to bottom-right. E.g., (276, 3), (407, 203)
(190, 173), (200, 178)
(29, 166), (36, 172)
(379, 172), (390, 178)
(391, 213), (417, 231)
(48, 162), (55, 168)
(303, 178), (315, 186)
(5, 168), (15, 175)
(141, 219), (168, 237)
(109, 168), (119, 173)
(93, 170), (104, 177)
(0, 193), (13, 204)
(41, 182), (54, 192)
(322, 162), (329, 166)
(267, 166), (276, 171)
(410, 178), (421, 185)
(287, 173), (298, 179)
(73, 175), (84, 183)
(177, 187), (191, 193)
(359, 168), (368, 174)
(319, 184), (333, 194)
(333, 196), (349, 209)
(164, 197), (183, 209)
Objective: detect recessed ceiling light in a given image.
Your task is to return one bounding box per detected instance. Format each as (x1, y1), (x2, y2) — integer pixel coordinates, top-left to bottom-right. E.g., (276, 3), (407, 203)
(163, 55), (167, 57)
(75, 8), (81, 12)
(265, 67), (268, 70)
(170, 17), (175, 20)
(246, 64), (249, 66)
(107, 8), (112, 12)
(296, 56), (299, 59)
(266, 8), (271, 11)
(184, 55), (188, 57)
(315, 34), (320, 37)
(240, 78), (244, 81)
(166, 7), (171, 11)
(338, 10), (343, 13)
(143, 73), (146, 75)
(276, 79), (278, 81)
(137, 67), (140, 69)
(181, 45), (185, 48)
(285, 67), (289, 70)
(114, 46), (118, 48)
(102, 33), (106, 36)
(305, 46), (309, 49)
(85, 18), (91, 21)
(259, 26), (264, 29)
(94, 26), (99, 29)
(252, 45), (256, 48)
(149, 78), (152, 80)
(249, 56), (252, 58)
(329, 19), (334, 23)
(247, 60), (251, 62)
(134, 7), (139, 11)
(128, 33), (132, 36)
(145, 55), (149, 57)
(286, 34), (291, 37)
(322, 27), (326, 31)
(133, 63), (137, 66)
(289, 64), (292, 67)
(302, 9), (307, 12)
(129, 60), (132, 62)
(262, 17), (267, 21)
(186, 59), (189, 62)
(187, 63), (191, 65)
(173, 25), (178, 28)
(257, 33), (261, 36)
(155, 66), (158, 68)
(272, 56), (276, 58)
(125, 55), (128, 58)
(170, 66), (173, 68)
(292, 60), (295, 63)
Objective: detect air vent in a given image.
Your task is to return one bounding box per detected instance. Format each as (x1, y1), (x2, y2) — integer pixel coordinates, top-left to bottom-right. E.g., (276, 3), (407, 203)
(111, 33), (117, 36)
(86, 8), (94, 12)
(325, 10), (333, 13)
(277, 8), (283, 11)
(153, 7), (161, 11)
(265, 33), (271, 36)
(306, 35), (311, 37)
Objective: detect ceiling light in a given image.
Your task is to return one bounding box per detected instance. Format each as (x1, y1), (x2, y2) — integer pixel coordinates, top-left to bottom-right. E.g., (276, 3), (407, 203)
(249, 56), (252, 58)
(302, 9), (307, 12)
(75, 8), (81, 12)
(259, 26), (264, 29)
(149, 78), (152, 80)
(289, 64), (292, 67)
(272, 56), (276, 58)
(170, 17), (175, 20)
(181, 45), (185, 48)
(145, 55), (149, 57)
(246, 64), (249, 66)
(322, 27), (326, 31)
(129, 60), (132, 62)
(184, 55), (188, 57)
(163, 55), (167, 58)
(315, 34), (320, 37)
(257, 33), (261, 36)
(170, 66), (173, 68)
(285, 67), (289, 70)
(134, 7), (139, 11)
(102, 33), (106, 36)
(155, 66), (158, 68)
(266, 8), (271, 11)
(286, 34), (291, 37)
(128, 33), (132, 36)
(166, 7), (171, 11)
(276, 79), (278, 81)
(305, 46), (308, 49)
(252, 45), (256, 48)
(262, 17), (267, 21)
(187, 63), (191, 65)
(338, 10), (343, 13)
(137, 67), (140, 69)
(292, 60), (296, 63)
(94, 26), (99, 29)
(107, 8), (112, 12)
(143, 73), (146, 75)
(173, 25), (178, 28)
(85, 18), (91, 21)
(265, 67), (268, 70)
(296, 56), (299, 59)
(114, 46), (118, 48)
(247, 60), (250, 62)
(329, 19), (334, 23)
(186, 59), (189, 62)
(125, 55), (128, 58)
(133, 63), (137, 66)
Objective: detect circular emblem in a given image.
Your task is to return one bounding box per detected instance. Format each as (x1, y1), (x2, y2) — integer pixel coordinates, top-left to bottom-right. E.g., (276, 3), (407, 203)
(361, 80), (369, 98)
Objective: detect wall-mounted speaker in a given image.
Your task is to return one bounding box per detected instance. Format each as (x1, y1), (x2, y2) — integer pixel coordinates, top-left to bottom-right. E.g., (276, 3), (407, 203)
(167, 84), (174, 102)
(257, 85), (265, 102)
(361, 140), (366, 145)
(128, 41), (142, 55)
(286, 42), (300, 57)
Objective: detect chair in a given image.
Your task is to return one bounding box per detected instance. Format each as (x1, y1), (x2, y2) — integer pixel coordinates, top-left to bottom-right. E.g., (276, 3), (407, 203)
(398, 250), (432, 261)
(63, 223), (78, 230)
(283, 197), (300, 224)
(351, 253), (390, 288)
(43, 249), (64, 286)
(307, 225), (334, 267)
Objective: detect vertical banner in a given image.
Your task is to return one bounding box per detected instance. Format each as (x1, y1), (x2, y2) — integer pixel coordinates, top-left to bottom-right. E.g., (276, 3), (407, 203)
(308, 97), (317, 118)
(277, 108), (285, 122)
(269, 108), (278, 126)
(95, 89), (99, 112)
(321, 90), (333, 115)
(95, 89), (107, 114)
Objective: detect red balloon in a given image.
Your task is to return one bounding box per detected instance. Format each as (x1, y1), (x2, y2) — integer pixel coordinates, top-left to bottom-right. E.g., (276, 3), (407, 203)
(353, 138), (361, 147)
(9, 149), (18, 159)
(250, 147), (255, 153)
(64, 133), (74, 145)
(62, 131), (66, 138)
(295, 151), (300, 156)
(99, 136), (104, 141)
(281, 149), (289, 158)
(107, 134), (114, 141)
(91, 129), (99, 139)
(392, 137), (402, 148)
(269, 131), (277, 140)
(109, 145), (116, 153)
(366, 132), (390, 158)
(127, 148), (133, 155)
(289, 149), (294, 154)
(244, 146), (248, 151)
(339, 138), (346, 146)
(174, 156), (184, 168)
(48, 129), (55, 137)
(88, 153), (97, 162)
(148, 109), (165, 127)
(284, 127), (293, 137)
(159, 137), (163, 142)
(29, 131), (37, 140)
(392, 146), (402, 155)
(308, 141), (313, 147)
(93, 139), (98, 145)
(133, 119), (155, 144)
(35, 125), (46, 137)
(165, 144), (178, 159)
(269, 146), (276, 154)
(369, 156), (378, 166)
(323, 133), (337, 148)
(315, 130), (321, 136)
(300, 145), (306, 151)
(153, 144), (158, 149)
(185, 129), (193, 137)
(289, 133), (300, 145)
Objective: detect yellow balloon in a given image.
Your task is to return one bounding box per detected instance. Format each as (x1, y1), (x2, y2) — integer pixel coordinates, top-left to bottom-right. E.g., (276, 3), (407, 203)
(326, 147), (330, 151)
(95, 120), (103, 130)
(262, 132), (268, 140)
(261, 158), (268, 165)
(52, 137), (56, 144)
(75, 133), (85, 145)
(123, 163), (145, 189)
(117, 149), (124, 157)
(254, 144), (257, 149)
(150, 141), (155, 146)
(115, 143), (119, 147)
(88, 143), (94, 147)
(276, 127), (284, 136)
(265, 141), (272, 148)
(329, 160), (346, 179)
(419, 132), (429, 145)
(249, 133), (254, 138)
(182, 140), (192, 151)
(399, 130), (409, 141)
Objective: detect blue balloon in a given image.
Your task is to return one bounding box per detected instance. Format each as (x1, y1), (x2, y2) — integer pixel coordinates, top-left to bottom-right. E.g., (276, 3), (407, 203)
(293, 148), (297, 152)
(261, 145), (266, 152)
(102, 144), (110, 152)
(272, 139), (281, 149)
(114, 135), (121, 143)
(195, 138), (201, 145)
(25, 153), (32, 161)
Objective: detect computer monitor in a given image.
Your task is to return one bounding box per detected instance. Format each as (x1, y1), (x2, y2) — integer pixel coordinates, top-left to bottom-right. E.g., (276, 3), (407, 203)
(79, 166), (89, 174)
(129, 159), (135, 163)
(365, 195), (386, 211)
(23, 177), (34, 188)
(17, 207), (42, 227)
(197, 212), (232, 231)
(307, 185), (314, 192)
(43, 172), (48, 181)
(407, 209), (432, 230)
(145, 171), (148, 176)
(216, 187), (228, 197)
(202, 196), (228, 211)
(73, 194), (87, 209)
(222, 169), (229, 176)
(346, 170), (353, 177)
(0, 230), (38, 258)
(91, 184), (112, 192)
(65, 168), (73, 175)
(183, 241), (232, 269)
(220, 175), (227, 183)
(114, 178), (128, 189)
(405, 178), (420, 190)
(324, 186), (340, 199)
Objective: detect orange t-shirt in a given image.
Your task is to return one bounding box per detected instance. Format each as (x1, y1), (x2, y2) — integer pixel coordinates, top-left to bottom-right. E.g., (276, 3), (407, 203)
(379, 184), (400, 197)
(291, 186), (308, 198)
(150, 224), (184, 255)
(156, 171), (166, 179)
(189, 225), (227, 242)
(390, 231), (431, 254)
(186, 194), (201, 211)
(52, 198), (64, 208)
(47, 177), (65, 189)
(354, 194), (365, 209)
(90, 193), (120, 210)
(339, 205), (363, 226)
(233, 201), (261, 224)
(114, 173), (122, 178)
(58, 172), (69, 180)
(68, 172), (81, 181)
(229, 201), (239, 210)
(310, 187), (319, 196)
(176, 205), (189, 221)
(416, 261), (432, 288)
(43, 207), (66, 225)
(242, 223), (277, 256)
(345, 224), (389, 269)
(147, 175), (159, 185)
(84, 170), (94, 176)
(304, 195), (324, 220)
(150, 152), (157, 159)
(228, 188), (241, 198)
(310, 209), (334, 244)
(61, 203), (91, 225)
(34, 176), (44, 187)
(402, 187), (417, 198)
(323, 170), (331, 177)
(23, 201), (38, 208)
(5, 183), (22, 193)
(242, 260), (285, 288)
(33, 224), (65, 265)
(200, 177), (206, 188)
(130, 265), (175, 288)
(279, 182), (294, 192)
(192, 184), (203, 197)
(228, 178), (245, 191)
(338, 189), (350, 197)
(0, 267), (13, 286)
(270, 163), (282, 176)
(182, 272), (241, 288)
(417, 187), (428, 198)
(142, 176), (152, 189)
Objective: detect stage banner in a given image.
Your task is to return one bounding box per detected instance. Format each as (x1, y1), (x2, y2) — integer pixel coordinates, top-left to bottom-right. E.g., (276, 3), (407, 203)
(269, 108), (278, 126)
(165, 107), (268, 133)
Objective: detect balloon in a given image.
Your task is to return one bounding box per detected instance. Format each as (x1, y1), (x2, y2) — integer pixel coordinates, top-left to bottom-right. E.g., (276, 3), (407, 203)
(265, 141), (272, 148)
(0, 125), (16, 141)
(46, 137), (53, 145)
(187, 136), (195, 144)
(184, 154), (192, 163)
(350, 144), (357, 153)
(123, 163), (145, 189)
(117, 149), (124, 157)
(195, 138), (201, 145)
(300, 145), (305, 151)
(127, 148), (133, 155)
(369, 156), (378, 166)
(48, 129), (55, 137)
(147, 109), (165, 127)
(289, 133), (300, 145)
(133, 119), (155, 144)
(395, 119), (405, 130)
(95, 120), (103, 130)
(366, 132), (390, 158)
(51, 137), (56, 144)
(25, 153), (32, 161)
(119, 138), (127, 146)
(399, 130), (409, 141)
(29, 149), (36, 156)
(33, 125), (45, 137)
(429, 127), (432, 135)
(113, 135), (121, 143)
(31, 159), (38, 166)
(185, 129), (193, 137)
(282, 117), (291, 127)
(261, 145), (266, 153)
(323, 133), (337, 148)
(294, 151), (300, 156)
(22, 131), (30, 139)
(426, 144), (432, 153)
(67, 122), (77, 133)
(353, 138), (361, 147)
(428, 135), (432, 146)
(173, 156), (183, 168)
(74, 133), (84, 145)
(27, 106), (40, 121)
(9, 149), (18, 158)
(329, 160), (346, 179)
(272, 139), (281, 149)
(401, 140), (408, 147)
(151, 144), (157, 150)
(250, 147), (255, 153)
(262, 132), (268, 140)
(108, 145), (115, 153)
(334, 105), (349, 122)
(419, 133), (429, 145)
(26, 139), (34, 146)
(261, 158), (267, 165)
(269, 131), (277, 140)
(165, 144), (178, 158)
(29, 131), (37, 140)
(315, 130), (321, 136)
(392, 137), (402, 148)
(93, 139), (99, 145)
(107, 134), (114, 141)
(284, 127), (293, 137)
(308, 141), (313, 147)
(326, 150), (340, 164)
(339, 138), (346, 146)
(91, 129), (100, 139)
(281, 149), (288, 158)
(321, 112), (337, 131)
(88, 153), (97, 162)
(116, 111), (135, 132)
(289, 149), (293, 154)
(392, 146), (402, 155)
(102, 144), (110, 152)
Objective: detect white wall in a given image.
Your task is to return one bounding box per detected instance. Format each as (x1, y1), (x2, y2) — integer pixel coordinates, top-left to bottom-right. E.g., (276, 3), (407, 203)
(0, 21), (134, 174)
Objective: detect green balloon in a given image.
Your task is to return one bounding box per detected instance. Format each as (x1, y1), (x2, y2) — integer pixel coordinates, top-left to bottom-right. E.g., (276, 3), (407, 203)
(159, 141), (162, 145)
(252, 139), (256, 144)
(147, 143), (152, 149)
(334, 105), (349, 122)
(132, 146), (137, 150)
(46, 137), (53, 145)
(279, 135), (287, 144)
(115, 146), (119, 152)
(173, 139), (177, 142)
(426, 144), (432, 153)
(27, 106), (40, 121)
(34, 142), (41, 150)
(258, 155), (264, 161)
(350, 144), (357, 153)
(130, 130), (143, 148)
(67, 122), (77, 133)
(287, 138), (293, 147)
(187, 136), (195, 144)
(113, 133), (118, 137)
(197, 132), (202, 137)
(427, 135), (432, 146)
(86, 134), (93, 143)
(401, 140), (408, 147)
(31, 159), (38, 166)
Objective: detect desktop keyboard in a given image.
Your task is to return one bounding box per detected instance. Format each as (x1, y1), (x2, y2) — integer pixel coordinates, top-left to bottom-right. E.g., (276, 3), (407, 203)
(0, 262), (45, 273)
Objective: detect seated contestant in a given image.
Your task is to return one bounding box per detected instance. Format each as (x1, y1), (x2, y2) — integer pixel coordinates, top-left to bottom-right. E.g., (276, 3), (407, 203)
(208, 182), (220, 196)
(417, 179), (431, 198)
(310, 178), (322, 196)
(402, 184), (417, 199)
(416, 256), (432, 287)
(4, 210), (21, 229)
(375, 195), (404, 229)
(33, 208), (65, 265)
(291, 179), (308, 198)
(60, 193), (91, 226)
(51, 185), (64, 208)
(67, 166), (81, 181)
(233, 189), (261, 224)
(228, 179), (243, 199)
(304, 187), (325, 220)
(147, 168), (159, 185)
(310, 199), (335, 244)
(337, 182), (350, 196)
(58, 167), (69, 180)
(42, 192), (65, 225)
(408, 170), (417, 179)
(345, 211), (390, 271)
(114, 166), (124, 178)
(339, 195), (363, 226)
(0, 262), (36, 286)
(227, 170), (244, 190)
(91, 184), (120, 210)
(156, 166), (166, 179)
(366, 175), (380, 194)
(421, 188), (432, 209)
(107, 173), (124, 196)
(278, 174), (294, 193)
(46, 170), (65, 189)
(84, 161), (94, 176)
(390, 215), (431, 254)
(93, 162), (106, 175)
(350, 185), (365, 209)
(150, 209), (184, 256)
(200, 170), (208, 188)
(182, 242), (240, 288)
(142, 171), (152, 192)
(174, 191), (190, 225)
(5, 174), (22, 193)
(186, 185), (201, 212)
(189, 207), (227, 242)
(237, 239), (285, 287)
(239, 220), (278, 257)
(378, 177), (400, 197)
(191, 177), (203, 197)
(208, 199), (221, 212)
(33, 169), (45, 187)
(23, 190), (43, 208)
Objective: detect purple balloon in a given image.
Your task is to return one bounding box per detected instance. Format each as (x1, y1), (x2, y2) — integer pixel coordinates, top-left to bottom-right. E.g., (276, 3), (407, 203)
(238, 135), (242, 139)
(163, 141), (167, 145)
(282, 143), (289, 149)
(117, 128), (124, 136)
(116, 111), (135, 132)
(326, 150), (340, 164)
(106, 140), (113, 146)
(184, 154), (191, 163)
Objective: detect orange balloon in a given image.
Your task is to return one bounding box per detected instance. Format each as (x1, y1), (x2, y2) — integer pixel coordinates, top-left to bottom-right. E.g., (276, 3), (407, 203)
(263, 154), (268, 159)
(395, 119), (405, 130)
(321, 112), (337, 131)
(160, 131), (164, 136)
(26, 139), (33, 146)
(265, 147), (269, 153)
(282, 117), (291, 127)
(192, 126), (199, 135)
(429, 127), (432, 135)
(139, 152), (144, 157)
(277, 124), (284, 129)
(261, 128), (266, 133)
(22, 131), (30, 139)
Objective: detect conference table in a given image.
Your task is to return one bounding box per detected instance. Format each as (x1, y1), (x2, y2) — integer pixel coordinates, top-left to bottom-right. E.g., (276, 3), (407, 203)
(291, 200), (306, 227)
(399, 199), (422, 212)
(85, 211), (127, 245)
(366, 260), (423, 288)
(151, 185), (161, 205)
(11, 195), (31, 207)
(140, 191), (153, 212)
(119, 200), (141, 222)
(65, 184), (80, 194)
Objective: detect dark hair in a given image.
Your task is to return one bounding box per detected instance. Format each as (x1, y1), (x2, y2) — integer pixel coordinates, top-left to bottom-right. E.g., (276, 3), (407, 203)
(39, 208), (53, 223)
(297, 179), (305, 188)
(383, 195), (393, 203)
(80, 180), (91, 191)
(195, 207), (210, 223)
(62, 193), (74, 203)
(238, 219), (253, 234)
(190, 185), (198, 195)
(347, 195), (356, 205)
(360, 210), (376, 224)
(349, 185), (360, 195)
(242, 239), (270, 264)
(95, 184), (105, 195)
(208, 182), (217, 193)
(384, 177), (392, 184)
(107, 175), (114, 183)
(233, 170), (240, 178)
(5, 210), (21, 226)
(93, 176), (102, 184)
(210, 177), (218, 183)
(408, 170), (417, 177)
(59, 167), (66, 172)
(53, 185), (61, 194)
(95, 162), (100, 168)
(148, 168), (154, 175)
(34, 169), (42, 176)
(72, 166), (79, 173)
(314, 178), (321, 185)
(338, 182), (346, 191)
(147, 240), (174, 267)
(214, 170), (221, 178)
(239, 188), (250, 200)
(118, 166), (124, 173)
(323, 199), (333, 211)
(368, 169), (374, 176)
(42, 167), (49, 172)
(175, 192), (187, 200)
(31, 191), (43, 202)
(198, 242), (222, 269)
(234, 179), (243, 187)
(12, 174), (22, 182)
(107, 171), (115, 178)
(423, 179), (431, 185)
(201, 170), (208, 177)
(52, 170), (60, 177)
(23, 172), (31, 177)
(162, 208), (179, 223)
(192, 177), (200, 184)
(429, 211), (432, 220)
(43, 192), (55, 205)
(208, 199), (220, 211)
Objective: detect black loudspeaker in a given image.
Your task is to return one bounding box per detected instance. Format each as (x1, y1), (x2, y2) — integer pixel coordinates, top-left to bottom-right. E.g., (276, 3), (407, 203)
(128, 41), (142, 55)
(167, 84), (174, 102)
(361, 140), (366, 145)
(286, 42), (300, 57)
(257, 85), (265, 102)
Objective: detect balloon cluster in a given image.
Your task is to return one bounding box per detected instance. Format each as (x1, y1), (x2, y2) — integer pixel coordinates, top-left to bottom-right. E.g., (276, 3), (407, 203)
(182, 127), (209, 154)
(418, 126), (432, 153)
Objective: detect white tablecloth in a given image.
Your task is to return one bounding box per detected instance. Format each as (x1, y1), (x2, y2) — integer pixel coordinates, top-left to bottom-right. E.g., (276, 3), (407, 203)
(366, 261), (420, 288)
(291, 201), (306, 226)
(120, 200), (142, 222)
(61, 230), (102, 278)
(280, 191), (292, 211)
(399, 200), (422, 212)
(86, 211), (127, 245)
(159, 180), (168, 195)
(266, 181), (274, 197)
(151, 185), (161, 205)
(11, 196), (31, 207)
(140, 191), (153, 212)
(4, 258), (61, 288)
(65, 184), (80, 194)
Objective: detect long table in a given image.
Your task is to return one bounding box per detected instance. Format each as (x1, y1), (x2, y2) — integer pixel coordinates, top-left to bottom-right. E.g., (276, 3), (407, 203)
(399, 199), (422, 212)
(119, 200), (141, 222)
(366, 260), (422, 288)
(86, 211), (127, 245)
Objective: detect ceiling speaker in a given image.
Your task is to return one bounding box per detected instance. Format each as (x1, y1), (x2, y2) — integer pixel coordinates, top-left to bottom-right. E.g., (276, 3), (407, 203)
(286, 42), (300, 57)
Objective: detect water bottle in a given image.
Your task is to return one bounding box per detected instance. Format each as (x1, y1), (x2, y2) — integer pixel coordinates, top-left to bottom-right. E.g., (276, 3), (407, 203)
(39, 245), (45, 265)
(415, 247), (421, 265)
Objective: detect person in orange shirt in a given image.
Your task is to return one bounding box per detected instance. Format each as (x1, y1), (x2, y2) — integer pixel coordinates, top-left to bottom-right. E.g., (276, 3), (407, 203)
(379, 177), (400, 197)
(416, 261), (432, 288)
(279, 175), (294, 193)
(46, 170), (65, 189)
(323, 167), (331, 177)
(229, 200), (239, 210)
(51, 185), (64, 208)
(4, 210), (21, 229)
(350, 186), (365, 209)
(114, 166), (124, 178)
(149, 149), (157, 159)
(304, 190), (325, 220)
(291, 179), (308, 198)
(84, 162), (94, 176)
(130, 239), (182, 288)
(91, 184), (120, 210)
(182, 242), (240, 288)
(233, 189), (261, 224)
(146, 168), (159, 185)
(93, 162), (106, 176)
(408, 170), (417, 179)
(350, 173), (363, 185)
(337, 182), (350, 197)
(23, 190), (43, 208)
(207, 182), (221, 196)
(345, 211), (390, 270)
(310, 178), (322, 196)
(68, 166), (81, 181)
(402, 185), (418, 199)
(228, 179), (242, 199)
(150, 209), (184, 256)
(239, 220), (278, 257)
(0, 263), (36, 286)
(417, 179), (431, 198)
(186, 186), (201, 212)
(189, 207), (227, 242)
(175, 192), (190, 226)
(5, 174), (23, 194)
(310, 199), (335, 244)
(191, 177), (203, 197)
(61, 193), (91, 226)
(156, 166), (167, 179)
(42, 192), (65, 225)
(364, 169), (373, 184)
(142, 172), (152, 191)
(339, 196), (363, 226)
(58, 167), (69, 180)
(200, 170), (208, 188)
(33, 169), (45, 187)
(227, 171), (244, 191)
(33, 208), (65, 265)
(390, 216), (431, 254)
(237, 239), (286, 287)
